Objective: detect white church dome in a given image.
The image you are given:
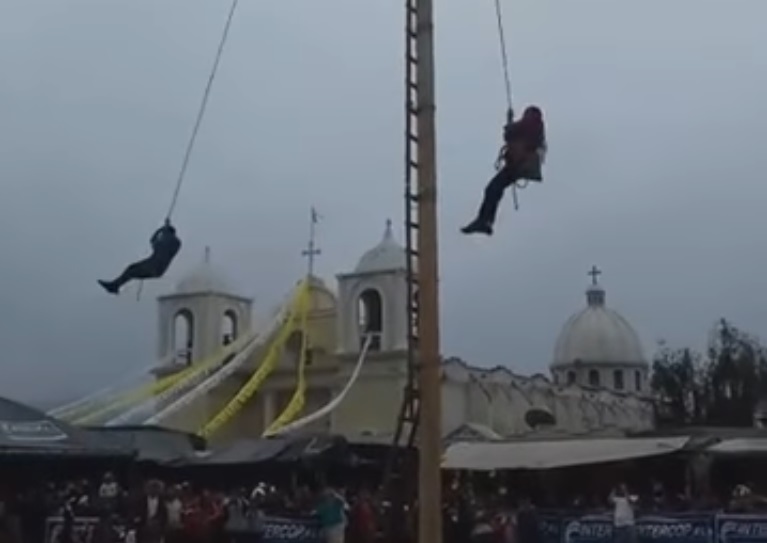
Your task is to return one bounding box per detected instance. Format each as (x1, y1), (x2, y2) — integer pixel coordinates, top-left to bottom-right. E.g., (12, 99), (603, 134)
(355, 220), (408, 273)
(175, 247), (237, 296)
(551, 270), (646, 370)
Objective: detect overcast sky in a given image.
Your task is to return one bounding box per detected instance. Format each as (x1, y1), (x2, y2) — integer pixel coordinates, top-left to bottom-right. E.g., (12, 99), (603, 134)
(1, 0), (766, 405)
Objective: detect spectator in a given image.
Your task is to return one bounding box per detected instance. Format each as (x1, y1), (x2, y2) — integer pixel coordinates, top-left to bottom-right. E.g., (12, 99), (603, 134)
(316, 486), (347, 543)
(610, 484), (637, 543)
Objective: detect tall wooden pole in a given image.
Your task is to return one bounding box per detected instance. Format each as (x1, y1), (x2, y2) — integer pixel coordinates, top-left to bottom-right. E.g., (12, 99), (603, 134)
(414, 0), (442, 538)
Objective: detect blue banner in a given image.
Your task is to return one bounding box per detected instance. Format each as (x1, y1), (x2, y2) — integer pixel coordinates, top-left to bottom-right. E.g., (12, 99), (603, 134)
(539, 513), (564, 543)
(637, 514), (713, 543)
(261, 515), (323, 543)
(45, 512), (767, 543)
(548, 513), (756, 543)
(241, 512), (753, 543)
(45, 514), (323, 543)
(562, 514), (614, 543)
(717, 515), (767, 543)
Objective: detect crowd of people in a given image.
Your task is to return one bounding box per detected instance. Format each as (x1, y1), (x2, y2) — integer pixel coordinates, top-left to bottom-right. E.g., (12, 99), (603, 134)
(0, 470), (765, 543)
(442, 479), (767, 543)
(0, 472), (368, 543)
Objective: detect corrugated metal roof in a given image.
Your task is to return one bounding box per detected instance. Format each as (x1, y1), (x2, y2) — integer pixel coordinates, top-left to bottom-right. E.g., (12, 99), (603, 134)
(708, 438), (767, 455)
(85, 426), (204, 463)
(442, 436), (690, 471)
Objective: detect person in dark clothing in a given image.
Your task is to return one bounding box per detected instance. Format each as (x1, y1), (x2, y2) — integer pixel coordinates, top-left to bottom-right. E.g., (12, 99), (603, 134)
(99, 220), (181, 294)
(462, 106), (546, 236)
(515, 498), (541, 543)
(135, 480), (169, 543)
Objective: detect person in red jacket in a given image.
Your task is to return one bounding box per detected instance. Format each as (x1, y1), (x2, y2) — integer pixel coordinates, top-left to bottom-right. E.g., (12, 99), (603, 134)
(348, 490), (376, 543)
(462, 106), (547, 236)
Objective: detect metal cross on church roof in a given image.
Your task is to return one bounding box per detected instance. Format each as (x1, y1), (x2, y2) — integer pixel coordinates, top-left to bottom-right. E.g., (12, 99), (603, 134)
(301, 206), (322, 276)
(588, 265), (602, 285)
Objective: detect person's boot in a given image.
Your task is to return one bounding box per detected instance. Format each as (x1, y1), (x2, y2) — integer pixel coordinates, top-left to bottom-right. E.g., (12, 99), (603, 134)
(98, 280), (120, 295)
(461, 219), (493, 236)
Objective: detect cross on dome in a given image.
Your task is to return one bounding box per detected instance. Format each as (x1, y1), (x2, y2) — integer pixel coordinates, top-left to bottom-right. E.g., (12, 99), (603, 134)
(586, 265), (605, 307)
(550, 265), (648, 372)
(588, 265), (602, 286)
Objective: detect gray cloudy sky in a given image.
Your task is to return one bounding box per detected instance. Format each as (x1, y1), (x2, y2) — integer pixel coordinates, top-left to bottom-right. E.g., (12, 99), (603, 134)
(1, 0), (766, 405)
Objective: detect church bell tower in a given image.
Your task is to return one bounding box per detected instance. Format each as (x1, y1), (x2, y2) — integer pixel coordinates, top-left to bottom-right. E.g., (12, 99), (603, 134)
(156, 248), (253, 367)
(336, 220), (409, 357)
(332, 221), (410, 436)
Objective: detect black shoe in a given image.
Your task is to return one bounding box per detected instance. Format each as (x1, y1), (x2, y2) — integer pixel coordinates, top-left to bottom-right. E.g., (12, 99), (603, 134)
(461, 219), (493, 236)
(98, 280), (120, 295)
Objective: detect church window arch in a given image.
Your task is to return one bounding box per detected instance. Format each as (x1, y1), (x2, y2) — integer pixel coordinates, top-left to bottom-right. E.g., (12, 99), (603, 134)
(221, 309), (238, 346)
(613, 369), (624, 390)
(357, 288), (383, 351)
(173, 309), (194, 365)
(588, 369), (600, 387)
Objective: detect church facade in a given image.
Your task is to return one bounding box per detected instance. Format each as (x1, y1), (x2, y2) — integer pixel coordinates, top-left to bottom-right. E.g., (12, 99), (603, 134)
(152, 223), (654, 444)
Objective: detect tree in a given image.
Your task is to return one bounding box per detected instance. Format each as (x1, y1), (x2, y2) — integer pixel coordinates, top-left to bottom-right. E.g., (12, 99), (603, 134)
(705, 319), (767, 425)
(651, 319), (767, 427)
(652, 346), (707, 424)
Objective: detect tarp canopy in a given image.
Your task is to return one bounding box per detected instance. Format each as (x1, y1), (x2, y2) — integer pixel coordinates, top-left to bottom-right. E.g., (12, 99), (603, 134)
(85, 426), (205, 464)
(189, 435), (348, 466)
(192, 438), (290, 466)
(707, 438), (767, 455)
(0, 397), (131, 458)
(442, 436), (690, 471)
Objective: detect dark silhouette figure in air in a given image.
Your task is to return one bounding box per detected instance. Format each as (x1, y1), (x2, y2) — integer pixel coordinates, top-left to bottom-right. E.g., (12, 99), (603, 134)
(462, 106), (546, 236)
(99, 220), (181, 295)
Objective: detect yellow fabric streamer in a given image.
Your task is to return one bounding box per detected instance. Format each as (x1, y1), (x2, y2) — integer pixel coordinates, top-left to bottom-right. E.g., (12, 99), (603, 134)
(72, 334), (250, 426)
(263, 283), (311, 436)
(197, 280), (311, 439)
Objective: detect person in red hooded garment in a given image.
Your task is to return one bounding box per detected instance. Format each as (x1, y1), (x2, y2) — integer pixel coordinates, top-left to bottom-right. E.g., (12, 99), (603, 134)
(462, 106), (547, 236)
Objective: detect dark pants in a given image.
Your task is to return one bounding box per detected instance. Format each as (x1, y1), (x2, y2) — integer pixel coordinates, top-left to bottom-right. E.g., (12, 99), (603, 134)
(477, 164), (519, 225)
(111, 254), (172, 289)
(166, 529), (187, 543)
(614, 526), (636, 543)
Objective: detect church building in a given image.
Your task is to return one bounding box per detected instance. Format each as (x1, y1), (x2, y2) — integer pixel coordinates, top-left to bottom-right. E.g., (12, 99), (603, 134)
(151, 222), (654, 443)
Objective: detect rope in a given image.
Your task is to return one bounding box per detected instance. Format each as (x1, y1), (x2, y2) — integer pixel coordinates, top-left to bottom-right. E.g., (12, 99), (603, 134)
(165, 0), (239, 221)
(493, 0), (512, 111)
(492, 0), (527, 210)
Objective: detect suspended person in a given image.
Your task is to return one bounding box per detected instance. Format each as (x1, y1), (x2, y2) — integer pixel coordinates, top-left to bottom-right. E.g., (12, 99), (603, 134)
(98, 219), (181, 294)
(461, 106), (547, 236)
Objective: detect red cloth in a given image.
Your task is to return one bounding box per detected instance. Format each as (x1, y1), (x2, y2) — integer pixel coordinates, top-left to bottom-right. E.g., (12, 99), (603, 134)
(505, 106), (546, 151)
(350, 500), (376, 543)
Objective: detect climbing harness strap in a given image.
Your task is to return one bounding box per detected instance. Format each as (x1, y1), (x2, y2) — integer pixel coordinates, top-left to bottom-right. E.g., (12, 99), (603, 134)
(165, 0), (239, 221)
